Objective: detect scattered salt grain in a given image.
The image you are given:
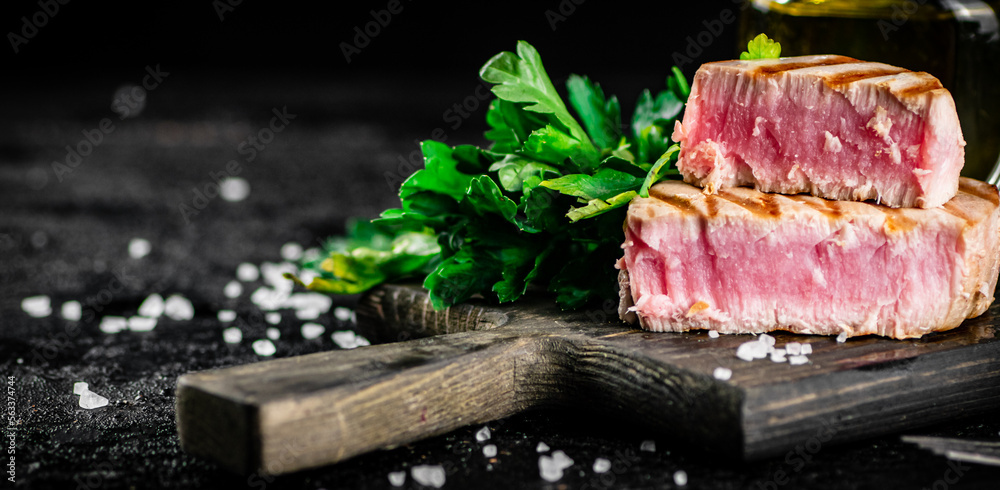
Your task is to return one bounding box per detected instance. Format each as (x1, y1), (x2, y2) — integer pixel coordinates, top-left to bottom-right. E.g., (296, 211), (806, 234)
(536, 442), (550, 453)
(266, 312), (281, 325)
(266, 327), (280, 340)
(127, 316), (157, 332)
(301, 323), (324, 339)
(539, 450), (574, 482)
(128, 238), (151, 259)
(410, 465), (446, 488)
(281, 242), (304, 261)
(295, 308), (321, 320)
(483, 444), (497, 458)
(298, 269), (319, 286)
(73, 382), (89, 395)
(789, 355), (809, 365)
(785, 342), (802, 356)
(237, 262), (260, 282)
(217, 310), (237, 322)
(593, 458), (611, 473)
(99, 316), (127, 334)
(164, 295), (194, 321)
(332, 330), (369, 349)
(708, 330), (720, 339)
(712, 367), (732, 381)
(138, 294), (165, 318)
(388, 471), (406, 487)
(334, 306), (353, 322)
(800, 343), (813, 355)
(475, 426), (491, 442)
(640, 440), (656, 452)
(759, 333), (776, 346)
(79, 389), (109, 409)
(674, 470), (688, 486)
(219, 177), (250, 202)
(250, 286), (288, 311)
(252, 339), (276, 357)
(21, 295), (51, 318)
(770, 352), (787, 363)
(836, 332), (848, 343)
(259, 262), (297, 292)
(224, 280), (243, 299)
(736, 341), (769, 361)
(222, 327), (242, 344)
(61, 300), (82, 321)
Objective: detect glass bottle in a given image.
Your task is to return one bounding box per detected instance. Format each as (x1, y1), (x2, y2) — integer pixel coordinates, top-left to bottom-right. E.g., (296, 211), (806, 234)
(739, 0), (1000, 180)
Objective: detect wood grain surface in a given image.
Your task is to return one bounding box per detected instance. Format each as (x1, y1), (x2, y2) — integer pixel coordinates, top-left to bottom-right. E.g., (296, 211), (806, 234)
(176, 283), (1000, 475)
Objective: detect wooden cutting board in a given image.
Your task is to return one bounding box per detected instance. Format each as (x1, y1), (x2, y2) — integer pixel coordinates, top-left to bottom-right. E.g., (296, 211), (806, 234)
(175, 283), (1000, 475)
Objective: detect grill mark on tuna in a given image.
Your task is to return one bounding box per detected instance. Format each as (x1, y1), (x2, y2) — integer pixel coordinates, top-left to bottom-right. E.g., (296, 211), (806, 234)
(708, 190), (784, 219)
(814, 199), (845, 220)
(958, 180), (1000, 206)
(824, 66), (909, 87)
(882, 208), (918, 233)
(752, 56), (857, 76)
(648, 189), (700, 215)
(893, 74), (944, 98)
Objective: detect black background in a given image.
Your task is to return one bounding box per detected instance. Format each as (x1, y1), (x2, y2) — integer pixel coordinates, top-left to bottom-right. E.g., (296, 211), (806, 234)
(3, 1), (1000, 489)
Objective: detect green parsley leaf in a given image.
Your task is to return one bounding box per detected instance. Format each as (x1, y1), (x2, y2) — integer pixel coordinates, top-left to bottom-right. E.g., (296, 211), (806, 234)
(740, 33), (781, 60)
(566, 74), (622, 149)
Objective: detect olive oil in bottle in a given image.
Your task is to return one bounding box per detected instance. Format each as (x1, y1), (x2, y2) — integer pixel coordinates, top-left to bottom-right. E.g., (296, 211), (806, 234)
(739, 0), (1000, 180)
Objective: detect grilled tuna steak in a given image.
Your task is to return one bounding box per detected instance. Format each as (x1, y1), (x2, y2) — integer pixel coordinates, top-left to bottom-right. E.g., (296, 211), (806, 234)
(673, 55), (966, 209)
(617, 178), (1000, 339)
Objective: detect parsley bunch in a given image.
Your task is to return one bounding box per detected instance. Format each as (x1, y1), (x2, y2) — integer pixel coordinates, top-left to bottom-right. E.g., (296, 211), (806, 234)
(295, 41), (688, 310)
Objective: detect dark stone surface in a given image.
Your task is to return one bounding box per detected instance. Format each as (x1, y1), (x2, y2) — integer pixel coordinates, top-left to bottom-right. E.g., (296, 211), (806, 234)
(4, 59), (1000, 490)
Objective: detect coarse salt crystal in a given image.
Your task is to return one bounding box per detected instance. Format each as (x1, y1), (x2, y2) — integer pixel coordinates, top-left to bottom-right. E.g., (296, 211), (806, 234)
(836, 332), (848, 343)
(127, 316), (157, 332)
(713, 367), (732, 381)
(483, 444), (497, 458)
(301, 323), (325, 340)
(801, 343), (813, 355)
(770, 352), (787, 363)
(789, 355), (809, 365)
(79, 389), (109, 409)
(785, 342), (802, 356)
(332, 330), (368, 349)
(388, 471), (406, 487)
(593, 458), (611, 473)
(266, 312), (281, 325)
(539, 451), (574, 482)
(266, 327), (280, 340)
(410, 465), (446, 488)
(164, 295), (194, 321)
(99, 316), (127, 334)
(280, 242), (303, 261)
(536, 442), (550, 453)
(217, 310), (237, 322)
(759, 333), (776, 346)
(295, 308), (321, 320)
(237, 262), (260, 282)
(222, 327), (242, 344)
(61, 300), (82, 321)
(128, 238), (151, 259)
(640, 440), (656, 452)
(219, 177), (250, 202)
(21, 295), (51, 318)
(73, 382), (88, 395)
(708, 330), (720, 339)
(252, 339), (276, 357)
(138, 294), (165, 318)
(224, 281), (243, 299)
(674, 470), (688, 486)
(334, 306), (353, 322)
(475, 426), (491, 442)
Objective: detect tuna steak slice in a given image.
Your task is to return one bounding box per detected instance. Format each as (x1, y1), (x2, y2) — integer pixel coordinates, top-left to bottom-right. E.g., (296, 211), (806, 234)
(673, 55), (966, 209)
(617, 178), (1000, 339)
